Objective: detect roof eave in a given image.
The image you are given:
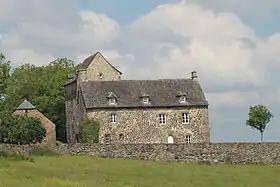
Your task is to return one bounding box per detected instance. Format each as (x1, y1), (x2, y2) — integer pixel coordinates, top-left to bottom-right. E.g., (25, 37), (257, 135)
(85, 104), (209, 110)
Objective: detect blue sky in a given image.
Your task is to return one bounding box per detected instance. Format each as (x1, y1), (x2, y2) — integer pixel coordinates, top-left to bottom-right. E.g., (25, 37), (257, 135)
(1, 0), (280, 142)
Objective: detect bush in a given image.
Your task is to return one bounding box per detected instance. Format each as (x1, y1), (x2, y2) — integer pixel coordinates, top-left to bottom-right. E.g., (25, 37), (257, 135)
(0, 111), (46, 144)
(79, 118), (100, 143)
(28, 147), (58, 156)
(0, 150), (34, 162)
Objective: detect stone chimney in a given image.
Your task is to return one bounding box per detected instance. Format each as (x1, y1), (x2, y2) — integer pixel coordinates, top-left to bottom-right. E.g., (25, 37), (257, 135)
(191, 71), (198, 80)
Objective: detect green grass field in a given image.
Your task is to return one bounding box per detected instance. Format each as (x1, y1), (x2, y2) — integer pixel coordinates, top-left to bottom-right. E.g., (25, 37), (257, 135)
(0, 156), (280, 187)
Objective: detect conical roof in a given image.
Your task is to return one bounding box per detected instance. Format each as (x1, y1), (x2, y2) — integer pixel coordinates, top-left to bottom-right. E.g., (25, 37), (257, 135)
(16, 99), (36, 110)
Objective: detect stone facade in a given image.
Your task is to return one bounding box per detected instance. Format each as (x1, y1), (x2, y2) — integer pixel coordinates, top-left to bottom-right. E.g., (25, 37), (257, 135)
(13, 109), (56, 145)
(2, 143), (280, 165)
(77, 52), (122, 82)
(88, 107), (209, 144)
(64, 52), (210, 144)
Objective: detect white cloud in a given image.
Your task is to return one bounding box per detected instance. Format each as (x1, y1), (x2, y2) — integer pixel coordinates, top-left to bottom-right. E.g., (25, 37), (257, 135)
(78, 11), (120, 43)
(127, 3), (280, 88)
(1, 0), (280, 109)
(207, 91), (260, 107)
(8, 49), (54, 67)
(182, 0), (280, 17)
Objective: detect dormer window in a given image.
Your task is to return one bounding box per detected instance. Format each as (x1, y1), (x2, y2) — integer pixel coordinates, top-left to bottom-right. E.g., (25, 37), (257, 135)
(179, 96), (186, 103)
(107, 92), (117, 105)
(142, 97), (149, 104)
(108, 98), (116, 104)
(177, 91), (187, 103)
(140, 93), (150, 104)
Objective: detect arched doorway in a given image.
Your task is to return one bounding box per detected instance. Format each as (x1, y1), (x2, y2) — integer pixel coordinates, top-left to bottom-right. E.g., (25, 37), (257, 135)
(167, 135), (174, 144)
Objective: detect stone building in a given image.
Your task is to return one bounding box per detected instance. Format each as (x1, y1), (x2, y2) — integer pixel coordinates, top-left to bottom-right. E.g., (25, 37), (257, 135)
(13, 99), (56, 145)
(64, 52), (210, 144)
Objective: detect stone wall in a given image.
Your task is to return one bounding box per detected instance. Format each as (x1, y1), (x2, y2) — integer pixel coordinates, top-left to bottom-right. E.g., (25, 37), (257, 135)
(78, 53), (121, 82)
(2, 143), (280, 164)
(88, 106), (209, 144)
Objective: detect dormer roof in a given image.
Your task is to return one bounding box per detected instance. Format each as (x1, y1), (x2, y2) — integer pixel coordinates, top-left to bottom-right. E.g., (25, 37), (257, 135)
(177, 91), (187, 96)
(107, 92), (117, 98)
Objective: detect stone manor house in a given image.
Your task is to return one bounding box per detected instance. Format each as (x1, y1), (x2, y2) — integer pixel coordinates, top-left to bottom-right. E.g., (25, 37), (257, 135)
(64, 52), (210, 144)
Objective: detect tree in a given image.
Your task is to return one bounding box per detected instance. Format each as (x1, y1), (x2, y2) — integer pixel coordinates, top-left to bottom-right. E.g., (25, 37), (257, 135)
(0, 111), (46, 144)
(4, 58), (76, 142)
(246, 104), (273, 142)
(0, 53), (11, 110)
(79, 119), (100, 143)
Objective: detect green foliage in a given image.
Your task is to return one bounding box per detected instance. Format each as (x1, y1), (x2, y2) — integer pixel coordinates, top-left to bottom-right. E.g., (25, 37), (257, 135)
(28, 147), (59, 156)
(79, 119), (100, 143)
(0, 53), (11, 94)
(3, 57), (76, 142)
(0, 111), (46, 144)
(0, 150), (34, 162)
(246, 104), (273, 141)
(1, 156), (280, 186)
(0, 53), (11, 111)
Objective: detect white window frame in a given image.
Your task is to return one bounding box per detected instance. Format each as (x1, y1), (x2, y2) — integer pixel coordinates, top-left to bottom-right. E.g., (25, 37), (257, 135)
(142, 97), (149, 104)
(182, 112), (189, 124)
(186, 135), (191, 144)
(179, 96), (186, 103)
(159, 113), (166, 124)
(108, 97), (116, 105)
(110, 113), (117, 123)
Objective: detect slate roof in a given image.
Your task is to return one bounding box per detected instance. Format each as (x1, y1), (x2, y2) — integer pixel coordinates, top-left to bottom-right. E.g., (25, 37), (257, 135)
(80, 79), (208, 109)
(16, 99), (36, 110)
(77, 52), (122, 74)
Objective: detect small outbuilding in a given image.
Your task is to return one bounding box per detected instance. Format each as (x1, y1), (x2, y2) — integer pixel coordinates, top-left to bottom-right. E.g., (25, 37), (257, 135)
(13, 99), (56, 145)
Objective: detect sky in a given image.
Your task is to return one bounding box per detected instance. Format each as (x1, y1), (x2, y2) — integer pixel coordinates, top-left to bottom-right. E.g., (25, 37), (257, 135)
(1, 0), (280, 142)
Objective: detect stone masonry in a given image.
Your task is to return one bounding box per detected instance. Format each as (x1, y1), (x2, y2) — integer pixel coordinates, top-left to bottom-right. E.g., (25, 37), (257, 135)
(64, 52), (210, 144)
(88, 107), (209, 144)
(1, 143), (280, 165)
(77, 52), (122, 82)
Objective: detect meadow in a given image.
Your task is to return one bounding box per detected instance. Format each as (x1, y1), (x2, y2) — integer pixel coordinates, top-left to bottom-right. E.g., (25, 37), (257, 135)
(0, 155), (280, 187)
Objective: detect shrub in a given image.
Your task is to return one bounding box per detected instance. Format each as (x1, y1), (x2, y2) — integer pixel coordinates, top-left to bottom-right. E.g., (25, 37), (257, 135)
(0, 111), (46, 144)
(0, 150), (34, 162)
(79, 118), (100, 143)
(28, 147), (58, 156)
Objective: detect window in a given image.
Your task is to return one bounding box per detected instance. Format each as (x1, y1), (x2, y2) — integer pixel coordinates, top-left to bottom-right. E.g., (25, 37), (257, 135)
(105, 134), (111, 145)
(110, 113), (116, 123)
(159, 113), (166, 124)
(179, 96), (186, 103)
(99, 73), (103, 79)
(186, 135), (191, 144)
(108, 98), (116, 105)
(142, 97), (149, 104)
(182, 113), (189, 124)
(119, 134), (124, 141)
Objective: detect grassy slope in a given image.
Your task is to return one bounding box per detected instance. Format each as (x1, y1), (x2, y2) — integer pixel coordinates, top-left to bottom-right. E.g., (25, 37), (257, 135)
(0, 156), (280, 187)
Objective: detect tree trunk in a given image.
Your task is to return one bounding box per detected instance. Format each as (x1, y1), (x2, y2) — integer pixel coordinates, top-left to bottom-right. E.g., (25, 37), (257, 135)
(260, 131), (263, 142)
